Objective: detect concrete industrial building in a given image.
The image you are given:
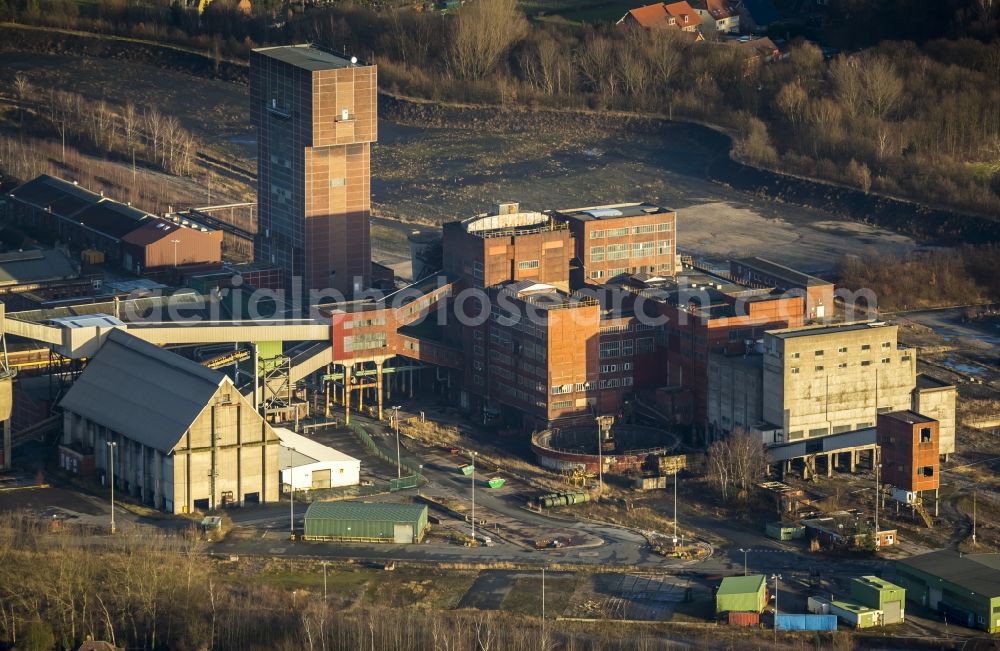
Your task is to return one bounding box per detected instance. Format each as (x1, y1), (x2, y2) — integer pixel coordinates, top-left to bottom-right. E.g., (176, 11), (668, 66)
(276, 427), (360, 491)
(761, 322), (917, 443)
(59, 329), (280, 513)
(707, 352), (763, 437)
(912, 374), (957, 458)
(251, 45), (376, 298)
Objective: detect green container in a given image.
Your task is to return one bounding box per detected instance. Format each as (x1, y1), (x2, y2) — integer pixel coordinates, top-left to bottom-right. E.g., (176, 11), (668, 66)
(488, 478), (505, 489)
(460, 464), (475, 476)
(830, 599), (881, 629)
(850, 576), (905, 611)
(303, 502), (428, 543)
(766, 521), (805, 541)
(716, 575), (767, 614)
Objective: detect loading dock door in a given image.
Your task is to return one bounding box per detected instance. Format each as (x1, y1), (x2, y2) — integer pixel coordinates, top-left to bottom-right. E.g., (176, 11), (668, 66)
(883, 600), (902, 624)
(393, 523), (413, 544)
(312, 469), (331, 489)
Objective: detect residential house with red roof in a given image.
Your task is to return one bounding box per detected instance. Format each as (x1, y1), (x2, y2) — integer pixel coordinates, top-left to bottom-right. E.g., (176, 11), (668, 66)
(617, 2), (704, 35)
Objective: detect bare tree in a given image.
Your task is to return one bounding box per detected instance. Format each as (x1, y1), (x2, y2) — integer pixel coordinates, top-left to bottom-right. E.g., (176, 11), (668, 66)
(775, 80), (809, 126)
(829, 55), (864, 115)
(576, 35), (617, 99)
(706, 429), (768, 502)
(618, 37), (650, 101)
(448, 0), (527, 80)
(644, 29), (683, 95)
(859, 56), (904, 120)
(13, 73), (30, 129)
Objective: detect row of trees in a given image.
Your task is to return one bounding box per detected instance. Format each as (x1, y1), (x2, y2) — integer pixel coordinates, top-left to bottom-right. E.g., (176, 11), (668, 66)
(0, 512), (691, 651)
(837, 245), (1000, 311)
(16, 79), (200, 177)
(0, 134), (192, 214)
(1, 0), (998, 216)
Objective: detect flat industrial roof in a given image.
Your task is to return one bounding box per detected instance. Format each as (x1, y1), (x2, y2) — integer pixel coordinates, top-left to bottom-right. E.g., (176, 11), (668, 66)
(556, 202), (672, 222)
(853, 576), (904, 592)
(768, 322), (886, 339)
(879, 410), (935, 425)
(734, 256), (833, 287)
(896, 550), (1000, 597)
(0, 248), (78, 287)
(916, 373), (954, 390)
(253, 44), (363, 70)
(275, 428), (359, 465)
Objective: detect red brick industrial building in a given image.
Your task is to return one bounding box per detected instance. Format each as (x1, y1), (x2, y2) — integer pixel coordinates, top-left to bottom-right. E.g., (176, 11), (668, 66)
(251, 45), (377, 299)
(320, 201), (822, 432)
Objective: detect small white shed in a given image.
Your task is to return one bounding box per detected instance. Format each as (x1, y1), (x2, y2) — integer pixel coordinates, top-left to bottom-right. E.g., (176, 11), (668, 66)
(276, 428), (361, 491)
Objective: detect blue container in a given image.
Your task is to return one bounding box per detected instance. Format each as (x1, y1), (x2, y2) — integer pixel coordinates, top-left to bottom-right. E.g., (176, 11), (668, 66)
(776, 614), (838, 631)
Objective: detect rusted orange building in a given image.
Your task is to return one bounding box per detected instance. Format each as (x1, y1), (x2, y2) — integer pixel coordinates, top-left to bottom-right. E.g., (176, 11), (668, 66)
(877, 411), (940, 493)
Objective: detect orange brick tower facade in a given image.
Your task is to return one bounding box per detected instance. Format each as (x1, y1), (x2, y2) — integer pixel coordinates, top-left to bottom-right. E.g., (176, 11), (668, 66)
(251, 45), (376, 300)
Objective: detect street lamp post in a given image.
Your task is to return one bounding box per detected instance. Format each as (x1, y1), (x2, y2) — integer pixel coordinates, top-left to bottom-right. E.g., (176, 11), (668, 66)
(739, 548), (749, 576)
(470, 451), (478, 543)
(673, 467), (679, 545)
(288, 447), (296, 539)
(323, 561), (328, 601)
(391, 405), (402, 479)
(771, 573), (782, 640)
(106, 440), (117, 535)
(170, 238), (181, 267)
(542, 566), (546, 640)
(874, 459), (881, 549)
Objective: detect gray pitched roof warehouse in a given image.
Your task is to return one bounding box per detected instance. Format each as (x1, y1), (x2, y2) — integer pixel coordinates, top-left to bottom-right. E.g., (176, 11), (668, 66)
(59, 329), (228, 453)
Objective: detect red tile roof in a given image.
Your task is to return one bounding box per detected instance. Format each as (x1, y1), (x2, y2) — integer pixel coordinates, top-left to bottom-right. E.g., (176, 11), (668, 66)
(623, 2), (671, 29)
(665, 1), (703, 28)
(621, 2), (703, 30)
(705, 0), (737, 19)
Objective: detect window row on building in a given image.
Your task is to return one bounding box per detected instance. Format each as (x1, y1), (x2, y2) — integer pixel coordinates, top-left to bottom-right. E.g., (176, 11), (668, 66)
(590, 223), (672, 238)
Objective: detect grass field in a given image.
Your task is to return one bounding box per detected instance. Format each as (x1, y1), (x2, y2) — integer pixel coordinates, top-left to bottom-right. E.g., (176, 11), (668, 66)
(500, 574), (579, 617)
(522, 0), (634, 24)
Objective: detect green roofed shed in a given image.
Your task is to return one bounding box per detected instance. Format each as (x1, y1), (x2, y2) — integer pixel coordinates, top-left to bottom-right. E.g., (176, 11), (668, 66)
(303, 502), (428, 543)
(716, 574), (768, 614)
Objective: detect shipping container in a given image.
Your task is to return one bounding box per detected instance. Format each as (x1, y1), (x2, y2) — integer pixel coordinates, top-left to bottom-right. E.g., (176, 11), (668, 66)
(303, 502), (428, 543)
(776, 614), (838, 631)
(727, 611), (761, 627)
(716, 575), (768, 614)
(765, 521), (806, 541)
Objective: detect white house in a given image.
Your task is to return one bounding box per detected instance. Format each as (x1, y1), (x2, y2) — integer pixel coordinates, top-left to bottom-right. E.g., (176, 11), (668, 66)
(276, 428), (361, 491)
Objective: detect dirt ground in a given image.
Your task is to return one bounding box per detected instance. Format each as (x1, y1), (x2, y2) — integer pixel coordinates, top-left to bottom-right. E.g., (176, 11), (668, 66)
(0, 51), (918, 275)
